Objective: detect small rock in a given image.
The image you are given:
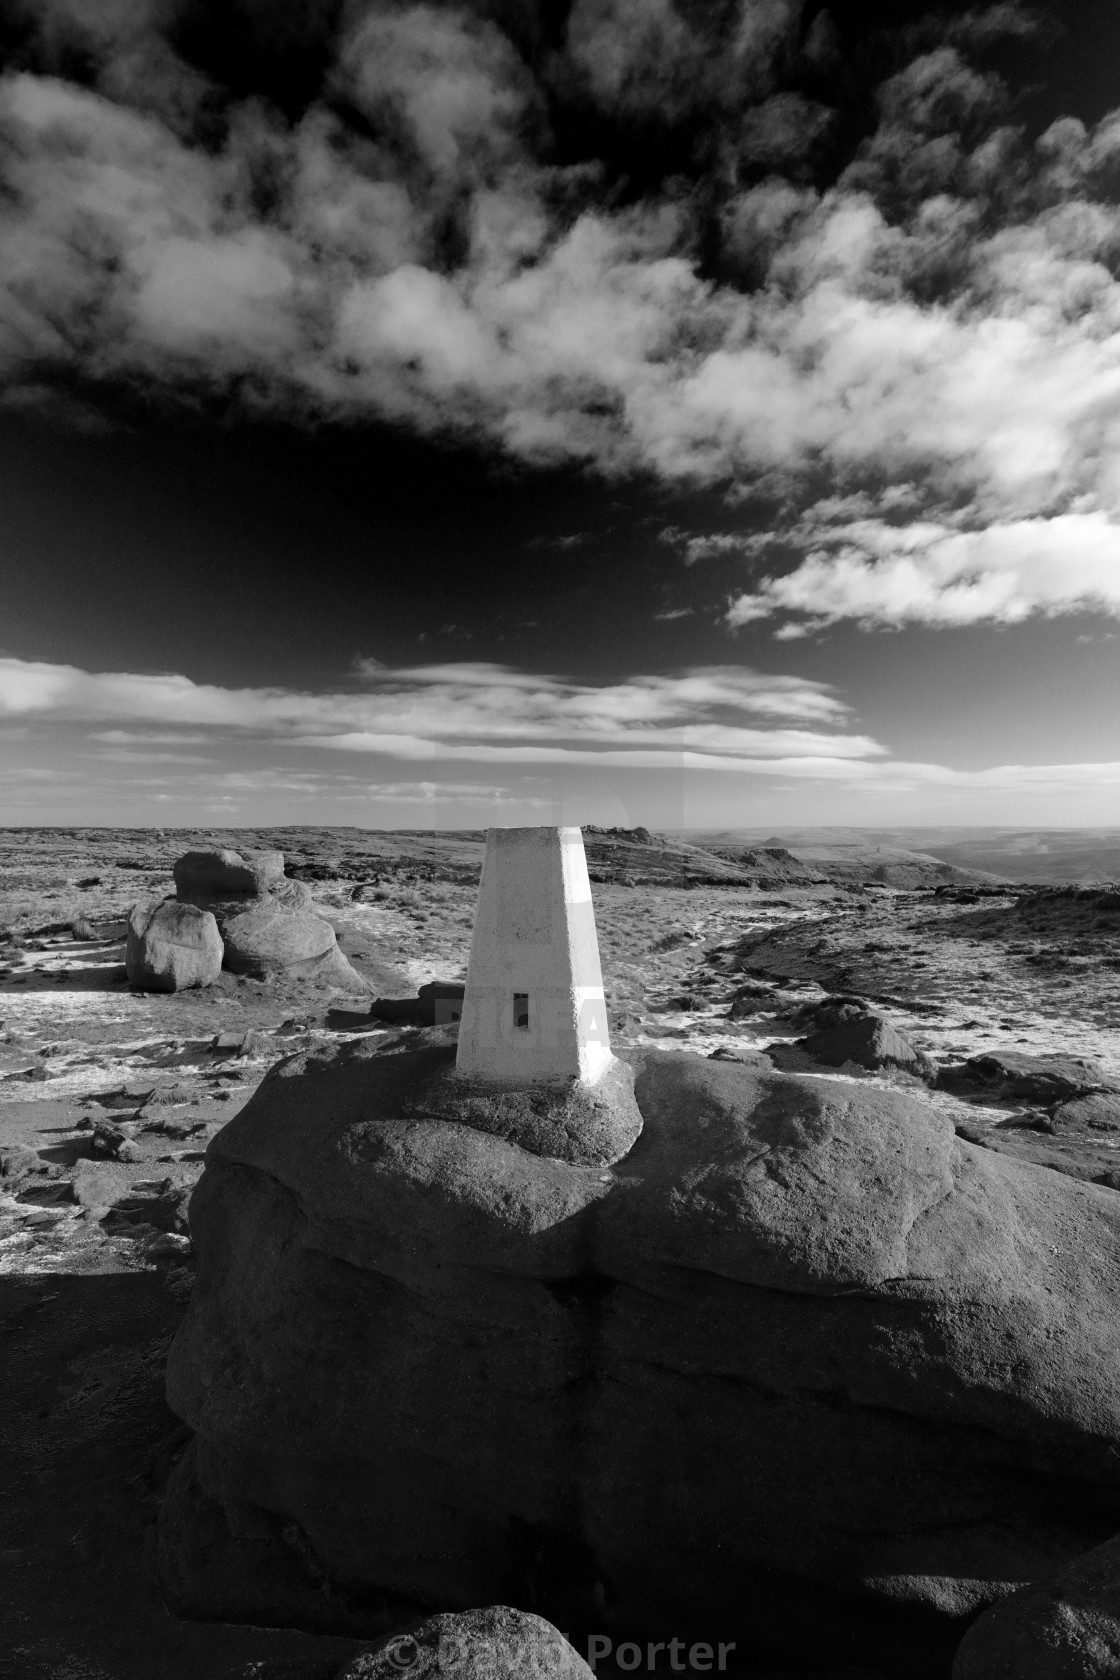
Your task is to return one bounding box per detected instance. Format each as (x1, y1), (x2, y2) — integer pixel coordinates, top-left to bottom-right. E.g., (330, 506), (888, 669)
(138, 1230), (192, 1262)
(21, 1207), (68, 1229)
(103, 1182), (190, 1236)
(707, 1046), (773, 1067)
(144, 1084), (190, 1107)
(798, 994), (873, 1030)
(335, 1607), (592, 1680)
(799, 1012), (925, 1073)
(73, 1160), (135, 1209)
(142, 1112), (208, 1140)
(11, 1065), (51, 1084)
(90, 1120), (142, 1162)
(210, 1030), (265, 1058)
(0, 1146), (41, 1180)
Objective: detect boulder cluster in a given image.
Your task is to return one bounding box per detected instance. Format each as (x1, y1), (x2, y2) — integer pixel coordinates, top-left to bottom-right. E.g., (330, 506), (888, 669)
(126, 846), (365, 993)
(161, 1032), (1120, 1675)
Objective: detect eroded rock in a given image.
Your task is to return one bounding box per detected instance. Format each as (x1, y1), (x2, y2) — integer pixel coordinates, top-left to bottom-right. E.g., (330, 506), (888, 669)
(126, 899), (223, 993)
(166, 845), (365, 989)
(397, 1044), (643, 1167)
(174, 847), (285, 903)
(798, 1010), (926, 1073)
(938, 1051), (1115, 1105)
(336, 1607), (593, 1679)
(160, 1044), (1120, 1667)
(953, 1531), (1120, 1679)
(222, 901), (362, 986)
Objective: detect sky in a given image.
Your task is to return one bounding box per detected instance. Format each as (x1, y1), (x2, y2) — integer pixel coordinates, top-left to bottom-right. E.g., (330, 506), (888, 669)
(1, 0), (1119, 830)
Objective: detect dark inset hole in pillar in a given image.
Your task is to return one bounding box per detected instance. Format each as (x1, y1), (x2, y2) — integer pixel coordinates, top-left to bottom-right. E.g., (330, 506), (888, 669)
(514, 992), (529, 1029)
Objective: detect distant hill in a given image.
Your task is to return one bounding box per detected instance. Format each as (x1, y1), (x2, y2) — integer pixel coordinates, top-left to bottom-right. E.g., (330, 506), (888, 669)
(581, 829), (1002, 890)
(691, 828), (1120, 886)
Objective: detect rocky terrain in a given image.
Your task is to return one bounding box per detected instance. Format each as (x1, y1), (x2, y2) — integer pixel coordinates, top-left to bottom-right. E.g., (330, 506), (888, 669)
(3, 825), (1120, 1680)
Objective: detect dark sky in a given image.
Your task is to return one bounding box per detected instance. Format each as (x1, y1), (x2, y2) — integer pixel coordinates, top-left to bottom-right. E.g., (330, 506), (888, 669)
(1, 0), (1119, 828)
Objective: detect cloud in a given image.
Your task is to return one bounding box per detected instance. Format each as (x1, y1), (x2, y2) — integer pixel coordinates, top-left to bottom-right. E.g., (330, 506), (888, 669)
(3, 2), (1120, 632)
(660, 528), (754, 565)
(7, 650), (1120, 822)
(727, 510), (1120, 630)
(0, 654), (870, 770)
(365, 780), (546, 804)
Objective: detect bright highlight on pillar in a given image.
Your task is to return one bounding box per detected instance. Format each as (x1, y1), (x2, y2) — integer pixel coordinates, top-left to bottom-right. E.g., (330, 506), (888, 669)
(455, 826), (613, 1087)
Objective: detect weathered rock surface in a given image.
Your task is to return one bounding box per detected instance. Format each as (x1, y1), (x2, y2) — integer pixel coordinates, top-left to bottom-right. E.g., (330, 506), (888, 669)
(938, 1051), (1114, 1105)
(798, 1009), (925, 1072)
(335, 1607), (592, 1679)
(798, 994), (873, 1030)
(1052, 1093), (1120, 1134)
(125, 898), (223, 993)
(174, 847), (285, 903)
(397, 1045), (643, 1167)
(161, 1044), (1120, 1670)
(953, 1532), (1120, 1678)
(170, 846), (363, 988)
(222, 901), (334, 976)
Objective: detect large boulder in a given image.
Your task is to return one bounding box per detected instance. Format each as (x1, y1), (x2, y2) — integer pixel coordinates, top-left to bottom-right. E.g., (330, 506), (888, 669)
(953, 1532), (1120, 1678)
(336, 1606), (592, 1679)
(161, 1043), (1120, 1671)
(174, 846), (286, 902)
(126, 898), (223, 992)
(221, 900), (364, 987)
(171, 845), (363, 989)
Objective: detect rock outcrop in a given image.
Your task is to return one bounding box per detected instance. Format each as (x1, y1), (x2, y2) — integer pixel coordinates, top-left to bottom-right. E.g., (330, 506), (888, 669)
(125, 898), (223, 992)
(1050, 1092), (1120, 1135)
(174, 847), (287, 902)
(335, 1607), (593, 1680)
(153, 844), (366, 990)
(161, 1042), (1120, 1671)
(938, 1051), (1114, 1105)
(953, 1532), (1120, 1679)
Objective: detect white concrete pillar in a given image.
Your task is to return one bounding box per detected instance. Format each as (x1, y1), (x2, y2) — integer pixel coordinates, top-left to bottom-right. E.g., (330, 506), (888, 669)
(455, 826), (613, 1087)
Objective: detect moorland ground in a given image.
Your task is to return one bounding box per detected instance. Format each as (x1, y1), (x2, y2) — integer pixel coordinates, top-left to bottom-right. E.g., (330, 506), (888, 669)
(3, 826), (1119, 1680)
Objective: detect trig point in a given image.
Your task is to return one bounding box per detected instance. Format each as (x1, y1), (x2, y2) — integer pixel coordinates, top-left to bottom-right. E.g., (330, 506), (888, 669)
(456, 826), (613, 1086)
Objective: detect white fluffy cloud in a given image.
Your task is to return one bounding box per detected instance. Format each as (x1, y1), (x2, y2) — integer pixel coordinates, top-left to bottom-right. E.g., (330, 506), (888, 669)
(4, 7), (1120, 630)
(728, 510), (1120, 629)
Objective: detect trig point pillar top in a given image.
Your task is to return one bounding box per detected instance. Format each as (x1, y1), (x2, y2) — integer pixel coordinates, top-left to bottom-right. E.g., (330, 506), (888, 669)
(455, 825), (613, 1087)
